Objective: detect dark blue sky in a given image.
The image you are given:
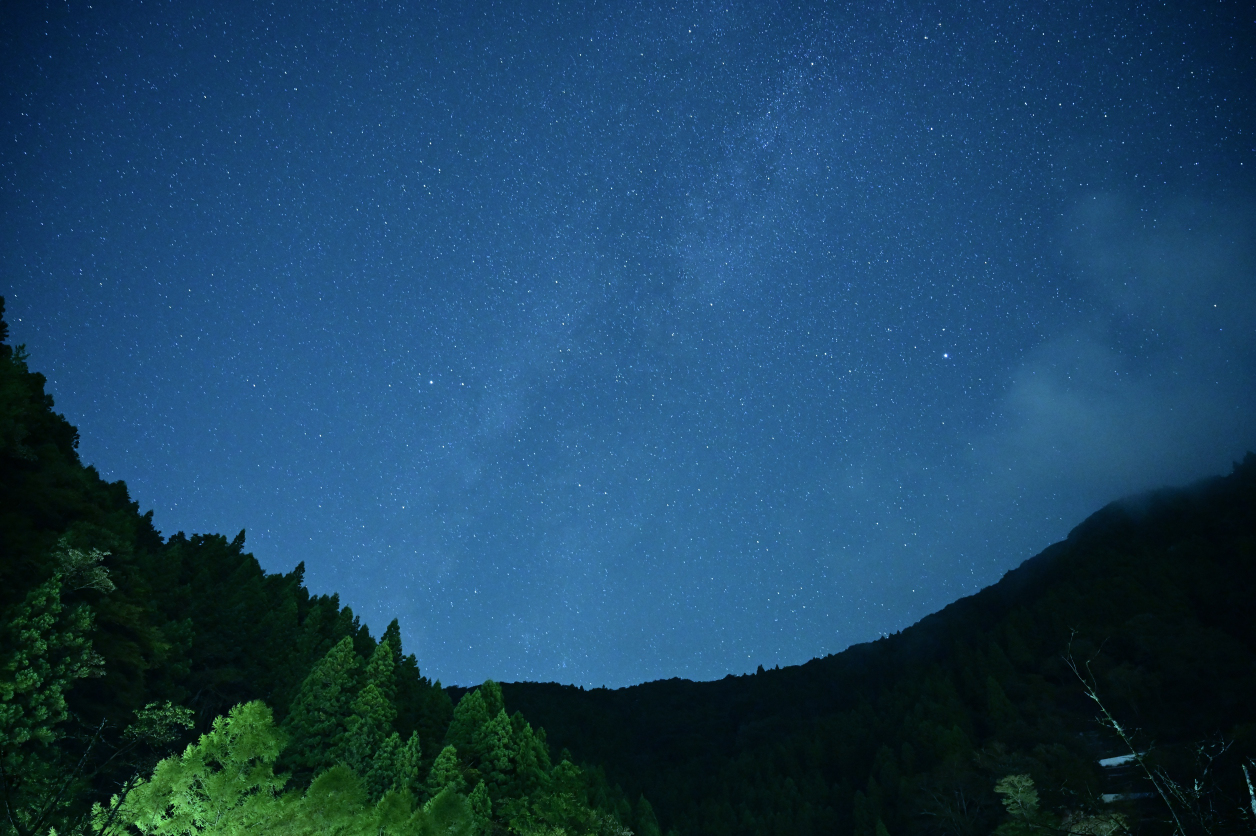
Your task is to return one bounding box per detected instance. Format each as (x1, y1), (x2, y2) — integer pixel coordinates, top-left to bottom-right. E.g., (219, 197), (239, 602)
(3, 0), (1254, 687)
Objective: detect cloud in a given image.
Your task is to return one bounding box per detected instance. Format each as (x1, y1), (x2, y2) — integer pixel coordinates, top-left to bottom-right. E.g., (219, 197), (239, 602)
(978, 191), (1256, 506)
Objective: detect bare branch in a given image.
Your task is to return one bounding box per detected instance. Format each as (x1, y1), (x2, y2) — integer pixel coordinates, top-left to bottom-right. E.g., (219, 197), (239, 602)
(1243, 763), (1256, 826)
(1064, 637), (1187, 836)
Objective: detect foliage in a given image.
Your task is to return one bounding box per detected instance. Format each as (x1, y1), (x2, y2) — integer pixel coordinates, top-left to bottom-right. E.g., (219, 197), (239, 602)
(992, 774), (1051, 835)
(0, 569), (103, 835)
(97, 702), (476, 836)
(100, 688), (626, 836)
(992, 773), (1128, 836)
(99, 701), (289, 835)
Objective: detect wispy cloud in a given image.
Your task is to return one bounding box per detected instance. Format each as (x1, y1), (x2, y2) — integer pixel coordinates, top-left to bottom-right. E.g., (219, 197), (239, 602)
(978, 191), (1256, 506)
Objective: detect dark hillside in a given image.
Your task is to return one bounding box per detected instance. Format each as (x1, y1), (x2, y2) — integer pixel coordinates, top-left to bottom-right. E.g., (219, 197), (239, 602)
(502, 459), (1256, 835)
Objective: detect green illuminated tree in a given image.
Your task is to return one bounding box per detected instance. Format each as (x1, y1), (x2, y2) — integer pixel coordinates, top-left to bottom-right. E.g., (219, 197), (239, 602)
(101, 701), (288, 835)
(1, 569), (104, 836)
(101, 700), (473, 836)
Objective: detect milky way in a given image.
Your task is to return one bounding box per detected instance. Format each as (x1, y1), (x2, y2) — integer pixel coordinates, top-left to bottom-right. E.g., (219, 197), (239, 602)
(3, 0), (1253, 686)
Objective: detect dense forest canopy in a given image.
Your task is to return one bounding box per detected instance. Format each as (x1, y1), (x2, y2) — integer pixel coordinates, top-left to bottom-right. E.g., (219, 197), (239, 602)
(2, 294), (1254, 836)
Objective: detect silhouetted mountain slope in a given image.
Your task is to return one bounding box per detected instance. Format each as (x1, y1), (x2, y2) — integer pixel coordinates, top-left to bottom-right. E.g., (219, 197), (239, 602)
(501, 458), (1256, 835)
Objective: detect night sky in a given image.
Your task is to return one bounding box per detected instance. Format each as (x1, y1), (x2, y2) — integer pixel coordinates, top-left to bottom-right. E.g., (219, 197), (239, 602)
(3, 0), (1254, 688)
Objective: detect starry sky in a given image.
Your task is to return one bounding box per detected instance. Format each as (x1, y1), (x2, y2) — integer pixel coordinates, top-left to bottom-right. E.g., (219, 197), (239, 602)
(3, 0), (1254, 687)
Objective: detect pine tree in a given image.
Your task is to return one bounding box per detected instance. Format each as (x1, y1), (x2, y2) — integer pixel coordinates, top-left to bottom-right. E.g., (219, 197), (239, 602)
(365, 637), (399, 711)
(426, 745), (466, 796)
(467, 782), (491, 836)
(362, 731), (401, 802)
(381, 621), (405, 684)
(291, 594), (333, 689)
(445, 689), (489, 759)
(853, 789), (876, 836)
(478, 680), (504, 720)
(103, 701), (476, 836)
(474, 710), (517, 800)
(509, 716), (549, 800)
(634, 795), (661, 836)
(336, 638), (397, 780)
(358, 729), (421, 805)
(280, 636), (360, 779)
(393, 732), (422, 798)
(414, 682), (454, 765)
(382, 618), (452, 761)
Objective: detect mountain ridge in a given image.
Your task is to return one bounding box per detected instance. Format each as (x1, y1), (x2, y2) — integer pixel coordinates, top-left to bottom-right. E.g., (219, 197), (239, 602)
(495, 458), (1256, 835)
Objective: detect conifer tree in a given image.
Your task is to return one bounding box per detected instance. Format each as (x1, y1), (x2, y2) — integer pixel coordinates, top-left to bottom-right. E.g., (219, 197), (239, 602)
(291, 597), (333, 685)
(474, 710), (517, 800)
(358, 729), (419, 805)
(381, 618), (451, 759)
(393, 732), (422, 798)
(381, 621), (405, 683)
(444, 690), (489, 759)
(362, 732), (402, 802)
(634, 795), (661, 836)
(280, 636), (360, 779)
(362, 639), (398, 714)
(336, 638), (397, 779)
(413, 683), (454, 765)
(508, 717), (549, 800)
(467, 782), (491, 836)
(477, 680), (504, 720)
(426, 745), (466, 797)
